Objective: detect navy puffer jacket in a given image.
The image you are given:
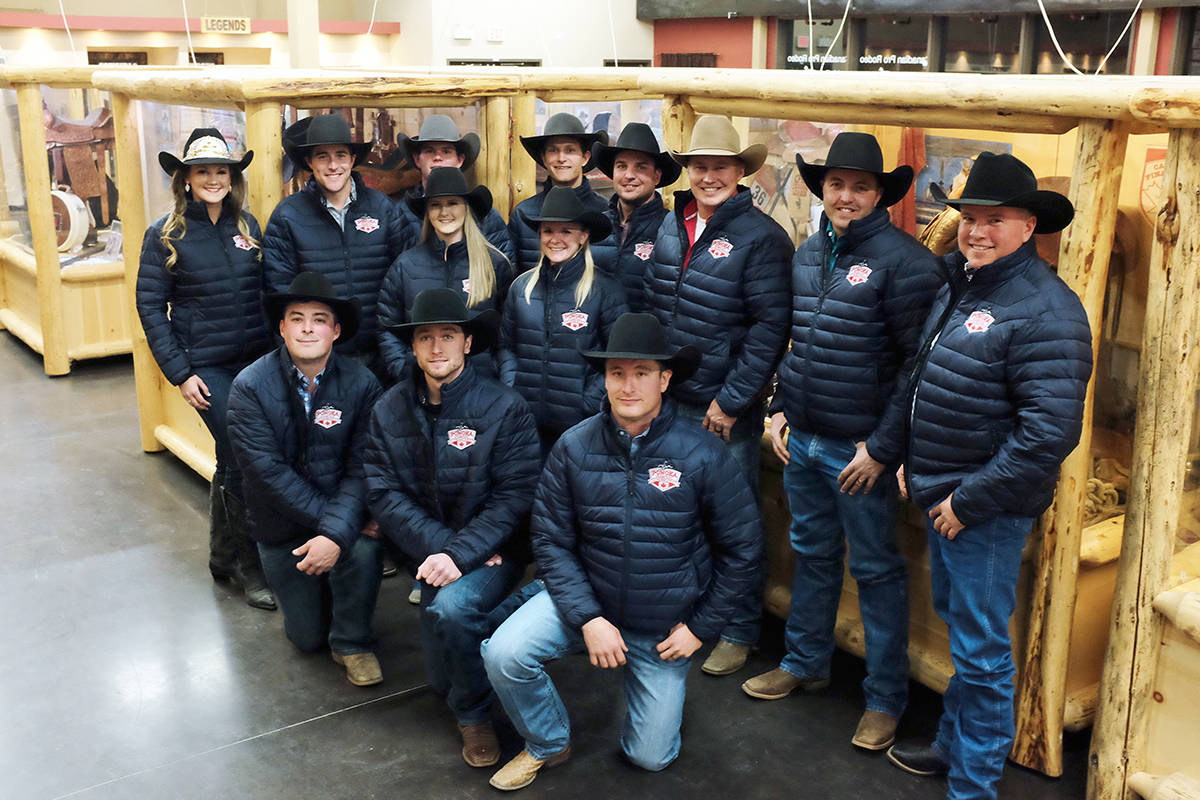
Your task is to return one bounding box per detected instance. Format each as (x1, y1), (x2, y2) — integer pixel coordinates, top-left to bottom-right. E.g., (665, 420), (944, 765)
(364, 360), (540, 573)
(498, 251), (628, 436)
(772, 208), (941, 460)
(376, 236), (513, 383)
(532, 400), (762, 640)
(136, 201), (269, 385)
(590, 192), (666, 313)
(228, 347), (383, 550)
(878, 241), (1092, 525)
(507, 178), (609, 272)
(397, 184), (516, 265)
(262, 173), (410, 354)
(646, 187), (792, 415)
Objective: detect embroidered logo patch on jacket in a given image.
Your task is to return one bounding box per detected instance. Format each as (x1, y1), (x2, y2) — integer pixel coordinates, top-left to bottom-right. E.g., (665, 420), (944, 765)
(447, 426), (477, 450)
(648, 464), (682, 492)
(634, 242), (655, 261)
(561, 311), (589, 331)
(708, 238), (733, 259)
(965, 310), (996, 333)
(313, 406), (342, 429)
(461, 278), (471, 294)
(354, 216), (380, 233)
(232, 234), (254, 251)
(846, 264), (872, 285)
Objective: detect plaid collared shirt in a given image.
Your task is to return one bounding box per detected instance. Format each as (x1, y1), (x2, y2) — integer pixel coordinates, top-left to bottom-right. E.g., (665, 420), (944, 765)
(294, 365), (325, 416)
(321, 179), (357, 228)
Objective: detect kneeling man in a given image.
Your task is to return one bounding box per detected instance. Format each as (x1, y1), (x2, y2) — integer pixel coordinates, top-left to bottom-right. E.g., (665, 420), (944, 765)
(365, 288), (540, 767)
(482, 313), (762, 791)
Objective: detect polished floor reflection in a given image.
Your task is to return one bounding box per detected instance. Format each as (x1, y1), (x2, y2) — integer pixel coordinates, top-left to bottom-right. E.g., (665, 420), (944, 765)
(0, 334), (1089, 799)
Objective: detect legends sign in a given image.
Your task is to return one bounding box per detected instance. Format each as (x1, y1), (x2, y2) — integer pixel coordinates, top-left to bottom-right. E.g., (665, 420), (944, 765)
(201, 17), (252, 34)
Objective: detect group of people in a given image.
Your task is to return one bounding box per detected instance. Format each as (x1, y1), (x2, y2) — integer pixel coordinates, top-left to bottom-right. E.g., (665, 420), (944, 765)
(134, 108), (1092, 800)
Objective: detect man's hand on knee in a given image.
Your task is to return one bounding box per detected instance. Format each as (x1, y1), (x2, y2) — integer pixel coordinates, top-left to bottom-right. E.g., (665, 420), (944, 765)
(582, 617), (628, 668)
(293, 535), (342, 575)
(656, 622), (702, 661)
(416, 553), (462, 587)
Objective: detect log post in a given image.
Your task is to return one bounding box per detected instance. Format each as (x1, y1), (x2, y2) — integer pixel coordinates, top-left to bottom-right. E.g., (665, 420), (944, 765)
(485, 95), (512, 221)
(1011, 119), (1130, 776)
(17, 83), (70, 376)
(244, 100), (284, 228)
(660, 95), (695, 209)
(111, 92), (163, 453)
(510, 91), (537, 208)
(1088, 127), (1200, 800)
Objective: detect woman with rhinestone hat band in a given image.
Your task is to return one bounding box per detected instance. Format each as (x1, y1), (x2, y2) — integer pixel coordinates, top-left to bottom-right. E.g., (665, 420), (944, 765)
(135, 127), (275, 611)
(377, 167), (512, 385)
(498, 186), (628, 456)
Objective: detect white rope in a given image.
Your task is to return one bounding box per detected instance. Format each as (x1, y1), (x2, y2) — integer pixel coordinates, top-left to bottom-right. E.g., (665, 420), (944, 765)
(1036, 0), (1143, 76)
(57, 0), (75, 53)
(1096, 0), (1143, 75)
(806, 0), (814, 66)
(366, 0), (379, 36)
(607, 0), (619, 67)
(819, 0), (854, 72)
(180, 0), (197, 64)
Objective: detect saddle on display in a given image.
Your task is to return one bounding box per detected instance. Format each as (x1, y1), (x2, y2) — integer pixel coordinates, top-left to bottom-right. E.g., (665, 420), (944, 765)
(43, 105), (117, 227)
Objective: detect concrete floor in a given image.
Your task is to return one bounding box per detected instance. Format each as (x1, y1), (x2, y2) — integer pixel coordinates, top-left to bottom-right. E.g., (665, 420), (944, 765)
(0, 332), (1091, 800)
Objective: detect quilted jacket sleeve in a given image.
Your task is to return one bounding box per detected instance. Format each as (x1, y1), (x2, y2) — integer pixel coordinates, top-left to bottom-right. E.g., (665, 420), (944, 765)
(376, 256), (414, 384)
(261, 205), (299, 294)
(135, 223), (191, 386)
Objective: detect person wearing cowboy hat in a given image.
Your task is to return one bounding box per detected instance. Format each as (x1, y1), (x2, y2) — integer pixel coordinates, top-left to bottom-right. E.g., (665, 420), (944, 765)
(377, 167), (512, 385)
(263, 113), (410, 375)
(498, 186), (628, 456)
(871, 152), (1091, 799)
(227, 271), (387, 688)
(741, 131), (942, 751)
(644, 114), (792, 678)
(482, 312), (762, 791)
(136, 127), (276, 611)
(395, 114), (515, 263)
(590, 122), (681, 313)
(508, 112), (611, 271)
(363, 288), (540, 769)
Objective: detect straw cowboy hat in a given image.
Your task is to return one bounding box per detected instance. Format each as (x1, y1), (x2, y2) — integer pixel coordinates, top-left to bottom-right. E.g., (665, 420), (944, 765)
(398, 114), (482, 171)
(386, 287), (498, 354)
(264, 271), (362, 342)
(581, 312), (700, 382)
(519, 112), (609, 168)
(158, 127), (252, 175)
(797, 131), (914, 208)
(405, 167), (493, 222)
(669, 115), (767, 174)
(593, 122), (682, 188)
(525, 186), (612, 242)
(283, 113), (373, 168)
(929, 151), (1074, 234)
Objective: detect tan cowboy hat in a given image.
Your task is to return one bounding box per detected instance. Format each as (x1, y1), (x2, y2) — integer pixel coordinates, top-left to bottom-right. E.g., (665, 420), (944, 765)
(669, 115), (767, 175)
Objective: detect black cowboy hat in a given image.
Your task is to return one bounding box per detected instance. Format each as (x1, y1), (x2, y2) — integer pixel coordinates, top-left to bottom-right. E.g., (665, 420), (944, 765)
(593, 122), (682, 188)
(520, 112), (609, 169)
(398, 114), (481, 171)
(386, 287), (498, 354)
(406, 167), (493, 222)
(158, 127), (253, 176)
(264, 271), (362, 343)
(581, 312), (700, 382)
(797, 132), (913, 209)
(283, 113), (374, 169)
(929, 151), (1074, 234)
(526, 186), (612, 242)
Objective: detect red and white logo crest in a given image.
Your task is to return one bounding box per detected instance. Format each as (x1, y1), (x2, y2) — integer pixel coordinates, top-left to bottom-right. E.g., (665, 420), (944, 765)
(561, 311), (589, 331)
(461, 278), (471, 294)
(965, 310), (996, 333)
(354, 216), (379, 233)
(313, 406), (342, 429)
(447, 427), (477, 450)
(846, 264), (872, 285)
(708, 238), (733, 259)
(633, 241), (654, 261)
(648, 465), (682, 492)
(232, 234), (254, 251)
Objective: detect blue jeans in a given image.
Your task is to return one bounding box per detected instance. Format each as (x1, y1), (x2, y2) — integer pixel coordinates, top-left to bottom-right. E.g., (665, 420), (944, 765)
(258, 535), (383, 654)
(781, 430), (909, 716)
(420, 560), (522, 725)
(192, 363), (242, 500)
(482, 589), (693, 771)
(674, 400), (764, 647)
(928, 514), (1032, 800)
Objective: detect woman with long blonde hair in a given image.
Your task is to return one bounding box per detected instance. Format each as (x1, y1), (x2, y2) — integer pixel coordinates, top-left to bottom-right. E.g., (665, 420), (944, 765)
(135, 127), (274, 611)
(499, 186), (629, 456)
(377, 167), (511, 383)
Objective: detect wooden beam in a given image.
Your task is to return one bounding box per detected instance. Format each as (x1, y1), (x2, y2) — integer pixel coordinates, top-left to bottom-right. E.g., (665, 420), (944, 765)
(1152, 591), (1200, 647)
(484, 95), (512, 222)
(1011, 119), (1130, 776)
(244, 100), (283, 231)
(90, 69), (246, 109)
(17, 83), (69, 376)
(660, 95), (695, 209)
(510, 91), (538, 208)
(1088, 127), (1200, 800)
(111, 92), (164, 453)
